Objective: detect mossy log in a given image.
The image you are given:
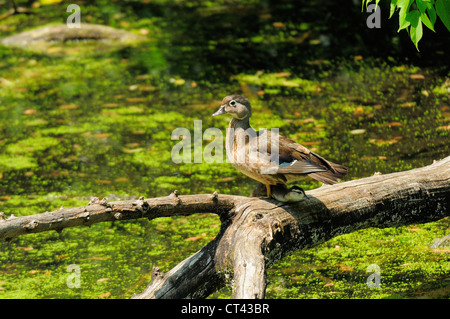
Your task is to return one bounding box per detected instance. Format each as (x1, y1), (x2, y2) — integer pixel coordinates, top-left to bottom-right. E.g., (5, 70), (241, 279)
(1, 156), (449, 298)
(0, 23), (145, 55)
(0, 23), (144, 45)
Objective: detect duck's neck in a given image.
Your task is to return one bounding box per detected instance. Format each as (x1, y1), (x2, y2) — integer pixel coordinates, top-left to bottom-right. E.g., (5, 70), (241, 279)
(226, 117), (253, 162)
(229, 117), (251, 130)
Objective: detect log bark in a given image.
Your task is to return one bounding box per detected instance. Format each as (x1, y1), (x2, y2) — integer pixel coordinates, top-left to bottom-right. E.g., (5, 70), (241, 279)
(1, 156), (449, 299)
(133, 156), (450, 298)
(0, 192), (238, 240)
(0, 23), (144, 45)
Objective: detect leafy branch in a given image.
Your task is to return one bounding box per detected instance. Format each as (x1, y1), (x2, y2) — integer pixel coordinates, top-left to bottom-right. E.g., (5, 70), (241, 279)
(363, 0), (450, 50)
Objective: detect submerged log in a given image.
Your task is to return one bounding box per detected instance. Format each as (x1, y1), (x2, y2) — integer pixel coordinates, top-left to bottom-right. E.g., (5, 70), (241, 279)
(1, 23), (144, 45)
(0, 23), (145, 55)
(1, 156), (449, 298)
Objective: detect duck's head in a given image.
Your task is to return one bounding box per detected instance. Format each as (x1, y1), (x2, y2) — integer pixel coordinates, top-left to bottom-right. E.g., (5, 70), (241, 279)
(285, 186), (309, 202)
(212, 95), (251, 120)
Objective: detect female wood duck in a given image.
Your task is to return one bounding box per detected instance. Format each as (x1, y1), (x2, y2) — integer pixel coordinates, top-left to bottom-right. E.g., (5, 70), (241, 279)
(212, 94), (348, 199)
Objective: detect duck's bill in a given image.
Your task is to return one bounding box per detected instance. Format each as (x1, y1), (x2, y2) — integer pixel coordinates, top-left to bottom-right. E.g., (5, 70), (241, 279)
(212, 105), (226, 117)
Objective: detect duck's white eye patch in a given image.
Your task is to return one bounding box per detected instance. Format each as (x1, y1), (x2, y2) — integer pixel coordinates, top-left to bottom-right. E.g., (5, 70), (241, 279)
(229, 100), (236, 106)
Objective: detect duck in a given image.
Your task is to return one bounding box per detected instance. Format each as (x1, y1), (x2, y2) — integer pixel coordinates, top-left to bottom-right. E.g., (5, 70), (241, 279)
(212, 94), (348, 199)
(251, 183), (309, 202)
(273, 185), (309, 202)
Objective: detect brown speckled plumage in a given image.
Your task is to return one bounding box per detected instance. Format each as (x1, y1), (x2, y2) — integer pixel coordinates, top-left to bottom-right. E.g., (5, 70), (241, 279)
(213, 95), (348, 198)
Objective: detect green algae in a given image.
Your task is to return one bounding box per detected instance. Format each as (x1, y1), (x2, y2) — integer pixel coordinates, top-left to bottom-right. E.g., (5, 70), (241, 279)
(0, 0), (448, 300)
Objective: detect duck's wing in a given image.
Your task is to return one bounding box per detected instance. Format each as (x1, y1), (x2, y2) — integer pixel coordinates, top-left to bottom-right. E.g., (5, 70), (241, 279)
(307, 157), (348, 184)
(276, 135), (329, 174)
(277, 159), (328, 174)
(261, 132), (348, 184)
(257, 132), (327, 174)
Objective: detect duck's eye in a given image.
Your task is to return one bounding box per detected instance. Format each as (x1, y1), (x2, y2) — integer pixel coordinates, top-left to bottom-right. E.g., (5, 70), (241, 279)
(229, 100), (236, 106)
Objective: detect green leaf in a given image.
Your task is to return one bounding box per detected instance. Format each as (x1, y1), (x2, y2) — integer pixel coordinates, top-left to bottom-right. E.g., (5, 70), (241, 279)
(428, 5), (437, 25)
(436, 0), (450, 32)
(406, 10), (420, 27)
(416, 0), (427, 13)
(420, 0), (438, 25)
(390, 0), (399, 19)
(362, 0), (374, 11)
(397, 0), (413, 8)
(398, 7), (411, 31)
(397, 0), (414, 31)
(406, 10), (423, 50)
(412, 20), (423, 50)
(416, 1), (436, 31)
(420, 11), (435, 31)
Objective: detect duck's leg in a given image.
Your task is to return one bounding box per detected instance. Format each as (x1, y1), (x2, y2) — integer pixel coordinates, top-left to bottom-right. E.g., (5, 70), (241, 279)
(266, 184), (272, 198)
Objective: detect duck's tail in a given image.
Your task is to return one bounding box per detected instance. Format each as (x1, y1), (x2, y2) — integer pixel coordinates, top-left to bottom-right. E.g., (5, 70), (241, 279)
(308, 162), (348, 185)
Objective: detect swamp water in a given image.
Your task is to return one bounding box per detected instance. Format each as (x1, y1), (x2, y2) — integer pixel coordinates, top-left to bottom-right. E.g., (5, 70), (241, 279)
(0, 0), (448, 298)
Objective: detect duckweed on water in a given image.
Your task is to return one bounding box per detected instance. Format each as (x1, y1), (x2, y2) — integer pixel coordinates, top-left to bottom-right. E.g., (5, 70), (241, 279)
(0, 0), (448, 299)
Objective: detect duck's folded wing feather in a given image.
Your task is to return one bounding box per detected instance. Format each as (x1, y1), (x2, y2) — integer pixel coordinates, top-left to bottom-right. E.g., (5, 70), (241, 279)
(259, 131), (348, 182)
(277, 158), (328, 174)
(276, 136), (348, 183)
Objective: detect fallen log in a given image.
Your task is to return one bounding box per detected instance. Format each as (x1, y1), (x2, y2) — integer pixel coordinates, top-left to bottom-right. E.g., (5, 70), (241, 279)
(0, 23), (146, 55)
(1, 156), (449, 298)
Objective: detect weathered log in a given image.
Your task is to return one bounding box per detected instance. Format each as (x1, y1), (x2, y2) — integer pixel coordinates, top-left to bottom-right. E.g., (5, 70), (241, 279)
(0, 23), (144, 45)
(133, 156), (450, 298)
(0, 23), (146, 55)
(0, 193), (238, 240)
(1, 156), (449, 299)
